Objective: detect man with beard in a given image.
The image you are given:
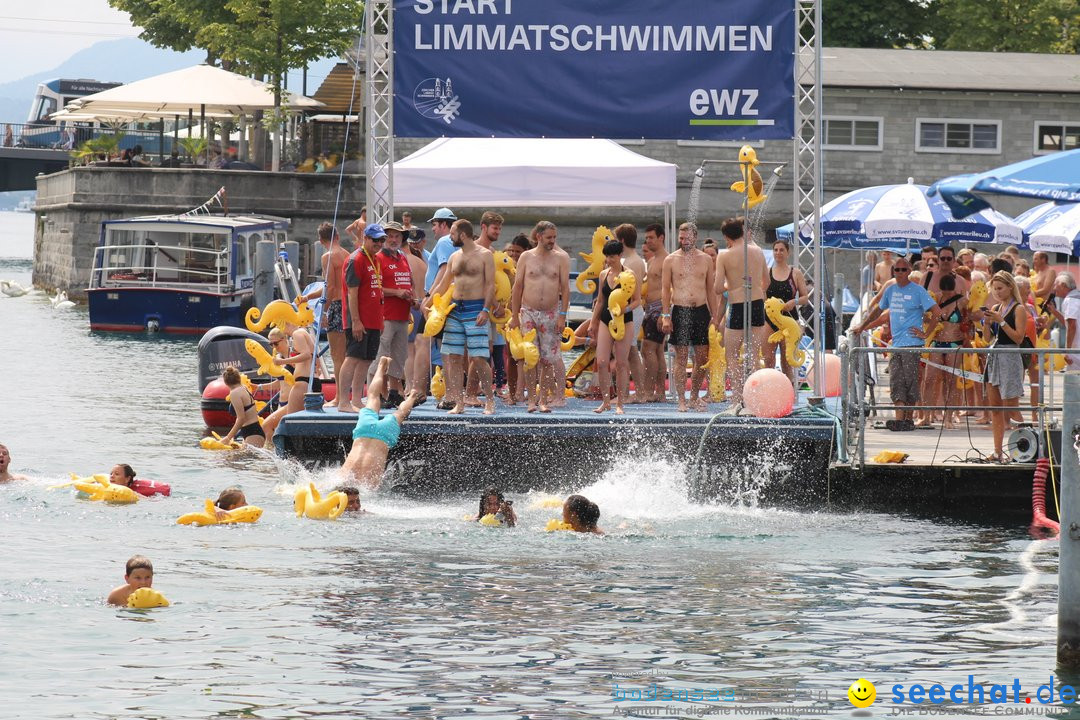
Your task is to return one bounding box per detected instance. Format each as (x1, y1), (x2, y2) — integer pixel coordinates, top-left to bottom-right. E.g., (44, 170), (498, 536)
(661, 222), (716, 412)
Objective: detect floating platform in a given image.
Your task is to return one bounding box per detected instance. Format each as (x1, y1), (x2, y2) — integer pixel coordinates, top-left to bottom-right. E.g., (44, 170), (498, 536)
(274, 397), (838, 502)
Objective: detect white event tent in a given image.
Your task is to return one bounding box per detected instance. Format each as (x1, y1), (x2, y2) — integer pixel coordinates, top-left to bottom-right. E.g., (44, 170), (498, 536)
(388, 138), (677, 244)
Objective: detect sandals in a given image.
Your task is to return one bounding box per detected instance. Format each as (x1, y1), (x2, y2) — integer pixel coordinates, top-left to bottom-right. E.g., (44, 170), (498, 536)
(984, 452), (1013, 465)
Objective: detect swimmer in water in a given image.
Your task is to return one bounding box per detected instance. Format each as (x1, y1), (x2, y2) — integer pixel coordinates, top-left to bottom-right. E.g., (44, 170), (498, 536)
(334, 485), (367, 513)
(0, 443), (29, 482)
(109, 464), (136, 487)
(106, 555), (154, 606)
(214, 486), (248, 520)
(341, 355), (423, 488)
(563, 494), (603, 535)
(474, 487), (516, 527)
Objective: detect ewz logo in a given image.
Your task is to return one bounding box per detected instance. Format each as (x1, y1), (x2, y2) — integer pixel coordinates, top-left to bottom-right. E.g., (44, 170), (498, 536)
(413, 77), (462, 125)
(689, 88), (773, 127)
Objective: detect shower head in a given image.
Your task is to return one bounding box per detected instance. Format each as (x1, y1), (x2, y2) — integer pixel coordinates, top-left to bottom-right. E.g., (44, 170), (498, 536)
(772, 163), (788, 178)
(694, 165), (705, 178)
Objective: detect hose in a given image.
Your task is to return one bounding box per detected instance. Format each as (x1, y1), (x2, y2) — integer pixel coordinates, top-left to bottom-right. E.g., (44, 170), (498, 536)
(1031, 457), (1060, 535)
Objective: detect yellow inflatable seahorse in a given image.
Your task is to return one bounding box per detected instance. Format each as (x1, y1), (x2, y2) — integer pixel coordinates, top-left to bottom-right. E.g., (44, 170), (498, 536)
(245, 339), (295, 385)
(505, 326), (539, 369)
(431, 365), (446, 401)
(545, 519), (574, 532)
(294, 482), (348, 521)
(764, 297), (805, 366)
(71, 473), (139, 504)
(730, 145), (766, 208)
(199, 431), (244, 451)
(968, 280), (989, 314)
(575, 226), (612, 294)
(560, 326), (578, 352)
(225, 374), (266, 415)
(606, 270), (637, 341)
(127, 587), (170, 609)
(423, 284), (456, 337)
(701, 324), (727, 401)
(491, 255), (514, 329)
(245, 298), (315, 332)
(176, 499), (263, 526)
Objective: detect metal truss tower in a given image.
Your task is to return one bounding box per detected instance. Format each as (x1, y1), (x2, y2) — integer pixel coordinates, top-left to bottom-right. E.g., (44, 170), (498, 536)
(365, 0), (394, 224)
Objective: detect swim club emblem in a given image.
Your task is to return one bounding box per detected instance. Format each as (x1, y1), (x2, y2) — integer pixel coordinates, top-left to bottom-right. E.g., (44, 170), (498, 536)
(413, 77), (461, 125)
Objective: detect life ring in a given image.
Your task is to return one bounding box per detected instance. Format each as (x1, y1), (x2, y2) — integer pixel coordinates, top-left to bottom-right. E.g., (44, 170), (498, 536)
(130, 478), (171, 497)
(176, 499), (263, 526)
(127, 587), (170, 609)
(71, 473), (139, 504)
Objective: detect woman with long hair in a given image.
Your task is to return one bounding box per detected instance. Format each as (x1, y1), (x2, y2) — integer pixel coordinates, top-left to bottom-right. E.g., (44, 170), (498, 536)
(982, 271), (1028, 463)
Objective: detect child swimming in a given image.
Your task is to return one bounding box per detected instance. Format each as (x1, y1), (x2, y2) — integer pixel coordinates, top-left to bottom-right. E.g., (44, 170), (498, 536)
(475, 487), (516, 527)
(214, 486), (248, 520)
(106, 555), (155, 606)
(341, 356), (423, 488)
(334, 486), (366, 513)
(563, 494), (603, 534)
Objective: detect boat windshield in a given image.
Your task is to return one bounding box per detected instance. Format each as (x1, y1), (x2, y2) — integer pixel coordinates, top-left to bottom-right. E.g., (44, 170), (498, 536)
(94, 225), (231, 290)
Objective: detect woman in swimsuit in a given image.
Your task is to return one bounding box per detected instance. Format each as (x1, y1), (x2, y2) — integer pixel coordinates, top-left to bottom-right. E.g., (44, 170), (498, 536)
(919, 273), (967, 429)
(262, 322), (315, 445)
(219, 366), (265, 448)
(982, 271), (1028, 464)
(589, 239), (642, 415)
(763, 240), (809, 383)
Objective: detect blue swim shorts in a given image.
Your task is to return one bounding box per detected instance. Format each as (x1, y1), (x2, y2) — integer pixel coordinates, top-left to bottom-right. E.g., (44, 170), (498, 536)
(352, 407), (401, 448)
(441, 298), (490, 359)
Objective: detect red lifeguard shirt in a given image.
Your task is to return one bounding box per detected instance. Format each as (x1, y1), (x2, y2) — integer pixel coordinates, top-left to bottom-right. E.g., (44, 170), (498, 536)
(342, 248), (384, 331)
(377, 249), (413, 323)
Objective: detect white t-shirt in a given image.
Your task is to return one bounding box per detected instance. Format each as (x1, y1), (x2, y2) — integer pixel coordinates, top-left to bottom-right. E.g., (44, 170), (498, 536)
(1062, 289), (1080, 366)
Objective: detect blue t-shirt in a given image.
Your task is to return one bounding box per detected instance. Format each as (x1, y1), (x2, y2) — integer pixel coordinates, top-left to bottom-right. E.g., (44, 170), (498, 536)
(881, 282), (936, 347)
(423, 235), (455, 292)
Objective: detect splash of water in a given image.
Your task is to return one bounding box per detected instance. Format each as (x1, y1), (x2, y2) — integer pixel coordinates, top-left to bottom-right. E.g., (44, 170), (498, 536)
(749, 171), (784, 239)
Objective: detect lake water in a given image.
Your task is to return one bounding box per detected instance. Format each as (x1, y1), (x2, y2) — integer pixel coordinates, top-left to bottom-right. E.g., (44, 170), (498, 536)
(0, 210), (1073, 718)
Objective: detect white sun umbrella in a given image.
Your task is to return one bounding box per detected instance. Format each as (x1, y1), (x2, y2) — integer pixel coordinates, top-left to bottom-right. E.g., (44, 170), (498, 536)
(1015, 202), (1080, 256)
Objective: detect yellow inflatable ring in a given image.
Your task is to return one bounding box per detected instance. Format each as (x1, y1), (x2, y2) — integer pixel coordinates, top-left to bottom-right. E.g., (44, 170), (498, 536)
(127, 587), (170, 609)
(177, 499), (263, 526)
(478, 513), (504, 527)
(71, 473), (139, 504)
(293, 482), (348, 521)
(545, 519), (574, 532)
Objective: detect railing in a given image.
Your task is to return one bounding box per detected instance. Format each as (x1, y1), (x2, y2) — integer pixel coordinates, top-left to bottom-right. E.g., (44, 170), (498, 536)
(0, 121), (178, 157)
(841, 341), (1075, 468)
(92, 243), (231, 294)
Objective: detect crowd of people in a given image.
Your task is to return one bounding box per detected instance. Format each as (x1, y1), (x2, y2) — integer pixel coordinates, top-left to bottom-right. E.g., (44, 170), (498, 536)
(852, 246), (1080, 463)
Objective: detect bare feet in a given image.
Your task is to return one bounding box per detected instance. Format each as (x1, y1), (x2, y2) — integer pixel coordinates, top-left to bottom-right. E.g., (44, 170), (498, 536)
(483, 399), (495, 416)
(448, 403), (465, 415)
(594, 401), (610, 414)
(324, 399), (338, 408)
(539, 402), (551, 413)
(691, 398), (708, 412)
(614, 403), (625, 415)
(677, 398), (688, 413)
(527, 402), (538, 413)
(464, 397), (482, 407)
(337, 403), (359, 413)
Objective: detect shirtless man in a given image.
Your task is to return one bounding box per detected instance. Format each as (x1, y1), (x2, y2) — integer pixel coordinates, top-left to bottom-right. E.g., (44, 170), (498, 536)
(427, 219), (496, 415)
(715, 216), (769, 406)
(342, 356), (422, 488)
(639, 223), (668, 402)
(0, 443), (28, 482)
(299, 222), (349, 403)
(923, 245), (969, 298)
(1033, 252), (1057, 309)
(874, 250), (895, 291)
(466, 211), (504, 406)
(509, 220), (570, 413)
(661, 222), (716, 412)
(615, 223), (647, 403)
(261, 319), (316, 444)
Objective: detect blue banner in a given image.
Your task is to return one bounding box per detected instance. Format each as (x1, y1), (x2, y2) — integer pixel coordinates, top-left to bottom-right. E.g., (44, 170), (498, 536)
(393, 0), (795, 140)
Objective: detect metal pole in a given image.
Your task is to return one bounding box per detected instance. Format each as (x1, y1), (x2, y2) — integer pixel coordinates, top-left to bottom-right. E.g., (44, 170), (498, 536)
(1058, 373), (1080, 668)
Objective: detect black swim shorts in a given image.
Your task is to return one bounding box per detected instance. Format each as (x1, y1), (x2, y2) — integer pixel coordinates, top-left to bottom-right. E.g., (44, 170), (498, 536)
(642, 301), (668, 345)
(728, 298), (765, 331)
(346, 329), (382, 360)
(671, 304), (710, 347)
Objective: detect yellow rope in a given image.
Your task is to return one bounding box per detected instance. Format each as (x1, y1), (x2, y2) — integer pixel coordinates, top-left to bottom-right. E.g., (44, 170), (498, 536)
(1046, 420), (1061, 520)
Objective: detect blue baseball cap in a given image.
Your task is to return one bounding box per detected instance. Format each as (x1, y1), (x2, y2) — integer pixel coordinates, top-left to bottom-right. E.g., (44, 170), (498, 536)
(427, 207), (457, 222)
(364, 223), (387, 239)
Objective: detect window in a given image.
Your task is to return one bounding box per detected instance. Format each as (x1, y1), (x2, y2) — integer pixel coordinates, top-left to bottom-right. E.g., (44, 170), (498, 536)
(916, 119), (1000, 154)
(1035, 122), (1080, 153)
(804, 117), (882, 151)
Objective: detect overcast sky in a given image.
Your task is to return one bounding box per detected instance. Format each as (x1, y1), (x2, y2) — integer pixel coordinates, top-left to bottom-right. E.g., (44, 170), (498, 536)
(0, 2), (141, 82)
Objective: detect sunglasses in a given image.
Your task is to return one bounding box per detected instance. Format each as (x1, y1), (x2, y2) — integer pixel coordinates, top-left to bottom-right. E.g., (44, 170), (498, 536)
(939, 256), (954, 261)
(893, 267), (911, 273)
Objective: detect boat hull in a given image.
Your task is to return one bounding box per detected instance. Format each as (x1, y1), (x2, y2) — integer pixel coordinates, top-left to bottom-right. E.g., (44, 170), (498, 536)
(88, 287), (252, 334)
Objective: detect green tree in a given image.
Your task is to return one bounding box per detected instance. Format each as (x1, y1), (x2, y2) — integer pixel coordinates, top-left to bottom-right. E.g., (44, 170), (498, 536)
(822, 0), (933, 48)
(932, 0), (1080, 53)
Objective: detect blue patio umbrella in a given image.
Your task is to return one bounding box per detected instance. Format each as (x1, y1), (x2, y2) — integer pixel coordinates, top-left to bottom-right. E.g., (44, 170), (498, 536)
(928, 148), (1080, 218)
(776, 181), (1024, 250)
(1015, 201), (1080, 256)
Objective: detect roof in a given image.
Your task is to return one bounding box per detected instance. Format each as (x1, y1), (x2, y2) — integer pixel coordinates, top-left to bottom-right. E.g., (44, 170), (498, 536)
(103, 214), (290, 230)
(818, 47), (1080, 93)
(386, 138), (676, 207)
(311, 63), (363, 114)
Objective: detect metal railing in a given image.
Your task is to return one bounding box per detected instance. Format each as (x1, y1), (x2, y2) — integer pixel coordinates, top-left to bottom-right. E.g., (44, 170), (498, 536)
(92, 243), (231, 293)
(841, 342), (1075, 468)
(1, 121), (176, 156)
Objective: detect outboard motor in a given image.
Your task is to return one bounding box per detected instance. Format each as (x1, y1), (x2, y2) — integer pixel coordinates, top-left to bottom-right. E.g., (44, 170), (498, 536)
(198, 326), (275, 428)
